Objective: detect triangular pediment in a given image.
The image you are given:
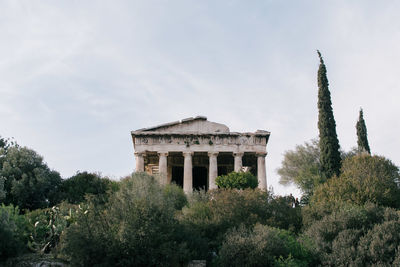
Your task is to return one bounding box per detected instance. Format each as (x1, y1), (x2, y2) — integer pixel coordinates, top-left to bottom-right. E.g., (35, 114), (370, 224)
(135, 116), (230, 134)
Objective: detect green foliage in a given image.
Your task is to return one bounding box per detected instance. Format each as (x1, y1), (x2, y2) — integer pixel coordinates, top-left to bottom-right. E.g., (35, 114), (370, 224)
(311, 154), (400, 210)
(267, 196), (303, 233)
(26, 202), (79, 255)
(0, 136), (6, 149)
(277, 139), (324, 200)
(163, 183), (188, 210)
(59, 171), (113, 204)
(215, 171), (258, 189)
(0, 136), (19, 202)
(356, 108), (371, 154)
(0, 146), (62, 210)
(0, 177), (5, 202)
(61, 173), (204, 266)
(0, 135), (18, 151)
(358, 220), (400, 265)
(304, 203), (400, 266)
(317, 51), (341, 178)
(179, 189), (302, 252)
(216, 224), (313, 267)
(0, 204), (30, 261)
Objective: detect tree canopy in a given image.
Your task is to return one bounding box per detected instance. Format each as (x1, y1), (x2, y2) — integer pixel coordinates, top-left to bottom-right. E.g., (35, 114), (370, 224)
(311, 154), (400, 209)
(59, 171), (114, 204)
(0, 146), (62, 210)
(277, 139), (323, 200)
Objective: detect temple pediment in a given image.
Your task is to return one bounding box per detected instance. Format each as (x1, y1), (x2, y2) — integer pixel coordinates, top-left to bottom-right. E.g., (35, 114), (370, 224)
(134, 116), (230, 134)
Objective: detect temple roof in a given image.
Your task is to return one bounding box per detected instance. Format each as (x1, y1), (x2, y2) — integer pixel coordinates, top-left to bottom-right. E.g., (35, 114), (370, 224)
(132, 116), (270, 137)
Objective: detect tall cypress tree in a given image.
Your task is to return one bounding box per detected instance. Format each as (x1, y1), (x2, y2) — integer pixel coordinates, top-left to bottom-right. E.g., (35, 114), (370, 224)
(356, 108), (370, 154)
(317, 51), (341, 178)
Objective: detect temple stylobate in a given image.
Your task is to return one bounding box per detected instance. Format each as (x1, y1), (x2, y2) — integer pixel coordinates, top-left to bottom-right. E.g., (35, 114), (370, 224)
(131, 116), (270, 193)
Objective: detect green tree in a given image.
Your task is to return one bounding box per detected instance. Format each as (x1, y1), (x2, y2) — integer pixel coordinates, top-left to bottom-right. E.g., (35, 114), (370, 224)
(311, 154), (400, 209)
(0, 136), (6, 149)
(215, 171), (258, 189)
(59, 172), (114, 204)
(0, 178), (5, 202)
(0, 146), (62, 210)
(0, 204), (30, 261)
(0, 135), (18, 201)
(356, 108), (371, 154)
(277, 139), (323, 201)
(317, 51), (341, 178)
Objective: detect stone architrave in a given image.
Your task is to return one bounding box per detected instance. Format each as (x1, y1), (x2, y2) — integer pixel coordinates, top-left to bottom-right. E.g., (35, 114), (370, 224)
(257, 152), (267, 190)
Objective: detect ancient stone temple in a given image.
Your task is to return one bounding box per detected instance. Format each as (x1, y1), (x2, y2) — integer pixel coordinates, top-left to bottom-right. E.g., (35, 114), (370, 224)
(131, 116), (270, 192)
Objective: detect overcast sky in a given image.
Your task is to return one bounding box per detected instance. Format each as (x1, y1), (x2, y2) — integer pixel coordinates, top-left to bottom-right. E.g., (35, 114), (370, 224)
(1, 1), (399, 196)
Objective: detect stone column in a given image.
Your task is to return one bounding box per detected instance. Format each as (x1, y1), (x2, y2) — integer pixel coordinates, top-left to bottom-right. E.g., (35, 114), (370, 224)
(257, 152), (267, 190)
(234, 152), (244, 172)
(208, 152), (219, 190)
(158, 152), (168, 184)
(135, 152), (145, 172)
(183, 152), (193, 193)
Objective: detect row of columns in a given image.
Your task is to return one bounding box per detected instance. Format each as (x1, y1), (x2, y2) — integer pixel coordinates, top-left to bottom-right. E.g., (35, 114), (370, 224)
(135, 151), (267, 192)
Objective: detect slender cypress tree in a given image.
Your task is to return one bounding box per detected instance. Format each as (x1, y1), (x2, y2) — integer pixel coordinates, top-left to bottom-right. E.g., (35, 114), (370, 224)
(317, 51), (341, 178)
(356, 108), (370, 154)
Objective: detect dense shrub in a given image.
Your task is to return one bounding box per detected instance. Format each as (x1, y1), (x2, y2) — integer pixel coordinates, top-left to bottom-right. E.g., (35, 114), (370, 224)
(61, 173), (205, 266)
(0, 204), (29, 261)
(26, 202), (79, 254)
(215, 171), (258, 189)
(216, 224), (313, 267)
(0, 146), (62, 210)
(311, 155), (400, 209)
(179, 189), (302, 251)
(304, 203), (400, 266)
(357, 220), (400, 265)
(163, 183), (188, 210)
(303, 154), (400, 225)
(58, 172), (115, 204)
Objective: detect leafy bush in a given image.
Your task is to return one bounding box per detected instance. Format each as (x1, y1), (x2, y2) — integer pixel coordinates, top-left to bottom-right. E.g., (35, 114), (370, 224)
(26, 202), (79, 254)
(0, 204), (29, 261)
(58, 172), (115, 204)
(304, 203), (400, 266)
(216, 224), (313, 267)
(0, 146), (62, 210)
(179, 189), (302, 251)
(61, 173), (205, 266)
(163, 183), (188, 210)
(215, 171), (258, 189)
(357, 220), (400, 265)
(303, 154), (400, 225)
(311, 155), (400, 209)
